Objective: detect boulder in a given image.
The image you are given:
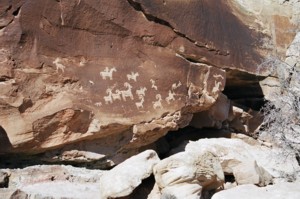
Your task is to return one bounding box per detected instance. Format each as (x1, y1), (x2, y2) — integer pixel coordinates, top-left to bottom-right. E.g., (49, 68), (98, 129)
(99, 150), (160, 199)
(185, 138), (299, 184)
(0, 165), (102, 199)
(153, 151), (224, 198)
(212, 182), (300, 199)
(10, 181), (100, 199)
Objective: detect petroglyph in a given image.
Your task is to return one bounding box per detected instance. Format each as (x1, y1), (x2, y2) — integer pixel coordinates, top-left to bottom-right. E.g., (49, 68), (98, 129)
(153, 94), (163, 109)
(100, 67), (117, 80)
(53, 58), (66, 73)
(94, 102), (102, 107)
(89, 80), (95, 85)
(121, 82), (134, 101)
(150, 79), (158, 90)
(165, 90), (176, 104)
(127, 72), (139, 82)
(171, 81), (182, 90)
(103, 88), (113, 104)
(59, 0), (65, 26)
(79, 57), (87, 66)
(135, 97), (145, 109)
(136, 87), (147, 98)
(213, 74), (224, 80)
(112, 89), (122, 101)
(212, 81), (222, 94)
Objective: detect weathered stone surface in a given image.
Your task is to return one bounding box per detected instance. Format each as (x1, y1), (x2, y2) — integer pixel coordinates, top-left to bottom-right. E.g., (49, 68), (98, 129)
(0, 0), (231, 165)
(0, 0), (299, 175)
(99, 150), (159, 199)
(0, 171), (9, 188)
(212, 182), (300, 199)
(185, 138), (299, 183)
(11, 182), (100, 199)
(153, 151), (224, 198)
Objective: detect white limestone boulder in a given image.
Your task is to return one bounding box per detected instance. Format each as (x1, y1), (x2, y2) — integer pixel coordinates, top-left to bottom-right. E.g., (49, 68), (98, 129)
(212, 182), (300, 199)
(153, 151), (224, 198)
(99, 150), (160, 199)
(185, 138), (299, 184)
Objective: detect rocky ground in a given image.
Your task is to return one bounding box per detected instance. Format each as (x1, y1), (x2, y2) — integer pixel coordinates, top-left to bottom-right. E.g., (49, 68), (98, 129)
(0, 0), (300, 198)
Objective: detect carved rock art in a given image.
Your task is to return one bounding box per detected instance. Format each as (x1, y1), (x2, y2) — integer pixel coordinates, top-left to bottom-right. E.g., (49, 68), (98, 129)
(53, 58), (66, 73)
(135, 97), (145, 109)
(100, 67), (117, 80)
(150, 79), (158, 90)
(95, 102), (102, 107)
(172, 81), (182, 90)
(112, 89), (122, 101)
(213, 74), (224, 80)
(103, 88), (113, 104)
(121, 82), (134, 101)
(89, 80), (95, 85)
(136, 87), (147, 98)
(79, 57), (87, 66)
(212, 81), (223, 94)
(127, 72), (139, 82)
(166, 90), (176, 104)
(153, 94), (163, 109)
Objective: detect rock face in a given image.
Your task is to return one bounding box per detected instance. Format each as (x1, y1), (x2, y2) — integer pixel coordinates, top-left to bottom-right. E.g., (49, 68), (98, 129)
(0, 1), (300, 198)
(0, 0), (299, 165)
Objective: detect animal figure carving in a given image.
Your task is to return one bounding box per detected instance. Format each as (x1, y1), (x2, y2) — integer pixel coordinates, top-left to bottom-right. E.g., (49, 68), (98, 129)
(212, 81), (222, 94)
(213, 74), (224, 80)
(100, 67), (117, 80)
(127, 72), (139, 82)
(172, 81), (182, 90)
(136, 87), (147, 98)
(153, 94), (163, 109)
(150, 79), (158, 90)
(53, 58), (66, 73)
(135, 97), (144, 109)
(166, 90), (176, 104)
(121, 82), (134, 101)
(112, 90), (122, 101)
(95, 102), (102, 107)
(103, 88), (113, 104)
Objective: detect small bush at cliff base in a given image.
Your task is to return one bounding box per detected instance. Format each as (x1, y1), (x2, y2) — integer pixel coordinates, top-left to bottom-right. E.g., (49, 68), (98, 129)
(258, 58), (300, 168)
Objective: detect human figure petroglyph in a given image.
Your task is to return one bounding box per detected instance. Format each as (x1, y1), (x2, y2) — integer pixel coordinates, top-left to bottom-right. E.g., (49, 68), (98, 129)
(212, 81), (222, 94)
(53, 58), (66, 73)
(112, 89), (122, 101)
(150, 79), (158, 90)
(153, 94), (163, 109)
(136, 87), (147, 98)
(127, 72), (139, 82)
(166, 90), (176, 104)
(135, 97), (145, 109)
(171, 81), (182, 90)
(213, 74), (224, 80)
(121, 82), (134, 101)
(103, 88), (113, 104)
(100, 67), (117, 80)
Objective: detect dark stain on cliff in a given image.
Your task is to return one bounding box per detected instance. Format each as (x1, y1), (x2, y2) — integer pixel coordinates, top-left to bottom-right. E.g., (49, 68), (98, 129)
(132, 0), (264, 71)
